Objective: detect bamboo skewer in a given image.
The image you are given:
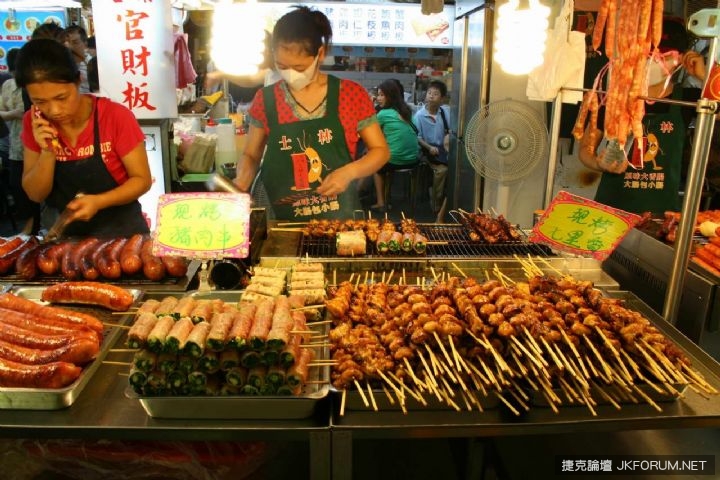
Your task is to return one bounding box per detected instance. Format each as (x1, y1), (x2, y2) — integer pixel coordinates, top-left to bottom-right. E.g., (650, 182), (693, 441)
(353, 379), (369, 408)
(366, 381), (378, 411)
(340, 389), (347, 416)
(102, 361), (131, 366)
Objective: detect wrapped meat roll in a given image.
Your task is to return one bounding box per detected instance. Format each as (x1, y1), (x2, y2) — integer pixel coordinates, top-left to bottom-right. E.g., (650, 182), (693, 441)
(336, 230), (366, 256)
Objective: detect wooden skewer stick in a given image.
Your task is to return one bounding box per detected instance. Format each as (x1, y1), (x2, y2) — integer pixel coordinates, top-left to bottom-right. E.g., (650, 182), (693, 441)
(639, 338), (685, 384)
(292, 305), (325, 311)
(510, 336), (546, 371)
(353, 379), (370, 408)
(109, 348), (139, 353)
(340, 388), (347, 416)
(381, 384), (396, 405)
(403, 357), (427, 390)
(386, 269), (395, 285)
(416, 350), (438, 388)
(111, 311), (136, 315)
(542, 390), (560, 414)
(559, 328), (590, 379)
(594, 327), (633, 383)
(430, 266), (439, 283)
(377, 370), (407, 407)
(276, 222), (308, 226)
(582, 335), (613, 380)
(432, 332), (457, 375)
(495, 392), (521, 416)
(590, 381), (622, 410)
(102, 361), (132, 366)
(366, 381), (378, 412)
(681, 364), (718, 393)
(388, 371), (426, 405)
(103, 322), (131, 329)
(633, 342), (670, 383)
(521, 327), (544, 358)
(299, 343), (331, 348)
(451, 262), (467, 278)
(306, 319), (333, 326)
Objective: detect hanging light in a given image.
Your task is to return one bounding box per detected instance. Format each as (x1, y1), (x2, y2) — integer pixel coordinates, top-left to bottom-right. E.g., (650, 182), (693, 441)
(494, 0), (550, 75)
(211, 0), (266, 76)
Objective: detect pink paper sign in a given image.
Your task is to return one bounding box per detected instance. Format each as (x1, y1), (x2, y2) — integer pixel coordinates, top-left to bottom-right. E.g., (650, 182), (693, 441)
(154, 192), (251, 259)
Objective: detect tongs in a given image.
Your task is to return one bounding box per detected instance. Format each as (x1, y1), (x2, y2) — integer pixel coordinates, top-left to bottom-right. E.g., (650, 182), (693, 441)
(44, 193), (83, 243)
(44, 207), (73, 243)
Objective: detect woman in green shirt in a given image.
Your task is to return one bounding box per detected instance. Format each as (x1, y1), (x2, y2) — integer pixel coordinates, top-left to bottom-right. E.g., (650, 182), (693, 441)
(371, 79), (420, 212)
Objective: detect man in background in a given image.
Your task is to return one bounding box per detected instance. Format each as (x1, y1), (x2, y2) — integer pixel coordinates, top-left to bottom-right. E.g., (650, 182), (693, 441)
(63, 24), (93, 93)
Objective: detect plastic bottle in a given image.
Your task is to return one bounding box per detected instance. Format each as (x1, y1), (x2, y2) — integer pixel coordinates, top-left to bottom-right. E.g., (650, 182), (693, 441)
(215, 118), (237, 174)
(204, 118), (218, 136)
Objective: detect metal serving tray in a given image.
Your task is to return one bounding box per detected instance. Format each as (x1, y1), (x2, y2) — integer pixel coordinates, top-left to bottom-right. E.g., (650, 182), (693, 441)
(126, 290), (330, 420)
(0, 286), (143, 410)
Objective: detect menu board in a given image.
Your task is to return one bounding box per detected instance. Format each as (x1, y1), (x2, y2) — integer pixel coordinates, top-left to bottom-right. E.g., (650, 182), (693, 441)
(251, 2), (454, 49)
(0, 9), (66, 72)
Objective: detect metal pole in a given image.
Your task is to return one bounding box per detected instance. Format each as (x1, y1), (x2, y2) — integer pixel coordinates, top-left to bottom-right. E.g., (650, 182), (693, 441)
(544, 94), (563, 209)
(663, 98), (718, 322)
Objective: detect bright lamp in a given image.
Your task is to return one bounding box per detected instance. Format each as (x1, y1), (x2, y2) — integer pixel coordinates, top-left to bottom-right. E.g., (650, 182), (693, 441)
(494, 0), (550, 75)
(211, 1), (266, 76)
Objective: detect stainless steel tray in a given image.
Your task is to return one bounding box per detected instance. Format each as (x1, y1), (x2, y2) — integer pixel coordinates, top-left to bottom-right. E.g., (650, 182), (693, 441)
(126, 384), (329, 420)
(0, 286), (143, 410)
(126, 290), (330, 420)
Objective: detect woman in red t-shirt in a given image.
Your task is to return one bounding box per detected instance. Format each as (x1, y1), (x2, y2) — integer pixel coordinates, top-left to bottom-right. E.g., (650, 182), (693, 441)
(17, 38), (151, 237)
(234, 6), (389, 220)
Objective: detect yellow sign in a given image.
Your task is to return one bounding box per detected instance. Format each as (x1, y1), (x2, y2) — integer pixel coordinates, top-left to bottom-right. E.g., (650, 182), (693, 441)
(154, 192), (251, 259)
(529, 191), (642, 260)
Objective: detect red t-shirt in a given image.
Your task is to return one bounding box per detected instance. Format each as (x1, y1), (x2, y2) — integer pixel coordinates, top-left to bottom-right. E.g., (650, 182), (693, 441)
(248, 77), (376, 160)
(21, 96), (145, 185)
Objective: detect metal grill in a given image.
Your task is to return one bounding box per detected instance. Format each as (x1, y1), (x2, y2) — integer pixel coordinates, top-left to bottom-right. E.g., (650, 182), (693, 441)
(298, 224), (554, 259)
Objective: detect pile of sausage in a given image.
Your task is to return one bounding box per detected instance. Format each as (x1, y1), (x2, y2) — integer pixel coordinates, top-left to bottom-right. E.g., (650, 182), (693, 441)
(326, 273), (713, 412)
(0, 292), (103, 389)
(574, 0), (664, 155)
(0, 233), (189, 282)
(126, 294), (320, 396)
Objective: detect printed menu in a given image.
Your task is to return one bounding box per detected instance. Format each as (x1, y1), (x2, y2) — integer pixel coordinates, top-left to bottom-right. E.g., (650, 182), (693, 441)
(0, 10), (66, 72)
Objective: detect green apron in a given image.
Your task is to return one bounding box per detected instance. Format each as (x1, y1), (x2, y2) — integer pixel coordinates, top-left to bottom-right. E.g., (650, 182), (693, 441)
(595, 92), (685, 215)
(260, 76), (360, 220)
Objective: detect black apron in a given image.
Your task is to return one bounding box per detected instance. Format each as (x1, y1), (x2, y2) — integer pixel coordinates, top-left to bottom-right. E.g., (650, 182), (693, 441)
(46, 97), (149, 237)
(259, 76), (360, 220)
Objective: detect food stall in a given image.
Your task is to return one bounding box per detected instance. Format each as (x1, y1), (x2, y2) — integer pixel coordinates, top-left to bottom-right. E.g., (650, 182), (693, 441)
(0, 1), (718, 479)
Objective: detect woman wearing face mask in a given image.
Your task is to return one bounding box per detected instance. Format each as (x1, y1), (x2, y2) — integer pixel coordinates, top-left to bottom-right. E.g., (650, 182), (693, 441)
(234, 6), (389, 220)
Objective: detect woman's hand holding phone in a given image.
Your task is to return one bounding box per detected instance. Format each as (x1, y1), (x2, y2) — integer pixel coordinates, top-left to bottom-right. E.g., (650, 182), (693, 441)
(31, 106), (59, 152)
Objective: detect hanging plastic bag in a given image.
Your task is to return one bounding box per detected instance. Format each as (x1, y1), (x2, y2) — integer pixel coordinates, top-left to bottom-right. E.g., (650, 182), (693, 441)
(526, 0), (585, 104)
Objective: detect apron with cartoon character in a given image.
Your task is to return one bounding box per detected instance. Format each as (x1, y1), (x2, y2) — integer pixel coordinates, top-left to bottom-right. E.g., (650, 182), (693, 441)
(260, 76), (360, 220)
(47, 97), (149, 237)
(594, 91), (684, 215)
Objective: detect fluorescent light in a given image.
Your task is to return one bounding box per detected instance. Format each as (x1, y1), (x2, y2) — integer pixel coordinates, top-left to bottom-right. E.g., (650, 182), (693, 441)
(494, 0), (550, 75)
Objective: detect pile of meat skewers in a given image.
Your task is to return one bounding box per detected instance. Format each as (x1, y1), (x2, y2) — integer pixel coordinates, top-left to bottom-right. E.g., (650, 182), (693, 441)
(326, 273), (716, 415)
(126, 294), (323, 396)
(456, 210), (522, 244)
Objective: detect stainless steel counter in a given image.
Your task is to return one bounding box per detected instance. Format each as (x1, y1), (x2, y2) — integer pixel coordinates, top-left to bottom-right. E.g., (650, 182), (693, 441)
(329, 293), (720, 480)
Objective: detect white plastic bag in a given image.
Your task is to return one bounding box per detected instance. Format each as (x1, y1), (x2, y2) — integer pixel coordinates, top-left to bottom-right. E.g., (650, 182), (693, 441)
(526, 0), (586, 104)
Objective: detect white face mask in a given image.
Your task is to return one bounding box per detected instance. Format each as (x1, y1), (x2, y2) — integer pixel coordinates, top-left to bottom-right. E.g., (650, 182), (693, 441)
(277, 55), (319, 91)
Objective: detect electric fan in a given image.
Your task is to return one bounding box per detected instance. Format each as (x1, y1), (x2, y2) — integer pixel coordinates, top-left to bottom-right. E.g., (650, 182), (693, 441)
(464, 98), (549, 184)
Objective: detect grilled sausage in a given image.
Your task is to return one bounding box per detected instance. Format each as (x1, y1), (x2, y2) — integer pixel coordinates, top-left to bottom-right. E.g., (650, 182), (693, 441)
(0, 357), (82, 389)
(96, 237), (127, 279)
(120, 233), (145, 276)
(36, 242), (71, 276)
(41, 281), (135, 312)
(0, 293), (103, 334)
(140, 237), (165, 281)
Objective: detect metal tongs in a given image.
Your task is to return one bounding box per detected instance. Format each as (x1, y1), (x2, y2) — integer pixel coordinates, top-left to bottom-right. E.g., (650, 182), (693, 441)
(44, 193), (84, 243)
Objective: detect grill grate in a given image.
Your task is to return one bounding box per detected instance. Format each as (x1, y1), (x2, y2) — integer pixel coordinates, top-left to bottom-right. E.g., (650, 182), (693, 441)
(298, 224), (554, 258)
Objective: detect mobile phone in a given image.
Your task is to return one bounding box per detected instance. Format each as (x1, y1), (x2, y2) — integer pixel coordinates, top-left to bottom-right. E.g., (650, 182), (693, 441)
(33, 106), (59, 149)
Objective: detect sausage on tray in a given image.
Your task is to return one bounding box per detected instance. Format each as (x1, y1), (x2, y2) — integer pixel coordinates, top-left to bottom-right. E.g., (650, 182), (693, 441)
(36, 243), (62, 276)
(95, 237), (127, 279)
(0, 292), (104, 334)
(62, 237), (100, 280)
(84, 238), (115, 281)
(119, 233), (145, 276)
(0, 357), (82, 389)
(140, 237), (166, 281)
(16, 244), (42, 280)
(0, 236), (39, 274)
(0, 307), (99, 344)
(161, 256), (189, 278)
(41, 281), (135, 312)
(0, 336), (99, 366)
